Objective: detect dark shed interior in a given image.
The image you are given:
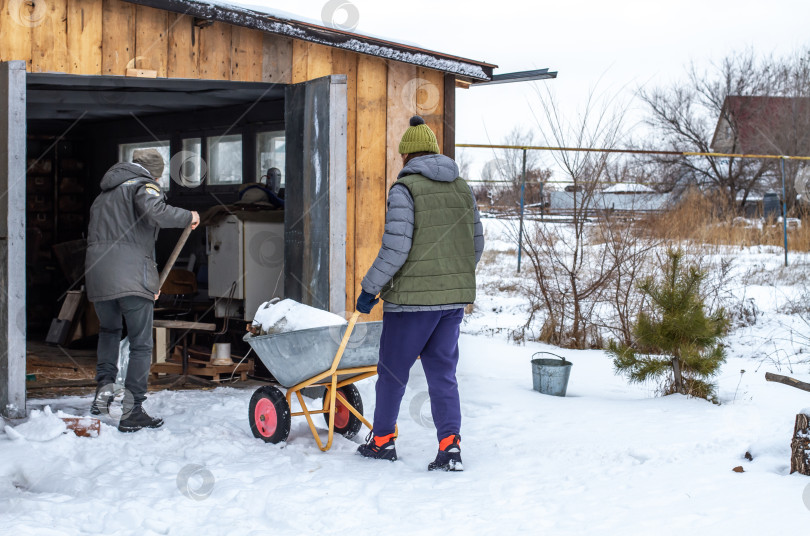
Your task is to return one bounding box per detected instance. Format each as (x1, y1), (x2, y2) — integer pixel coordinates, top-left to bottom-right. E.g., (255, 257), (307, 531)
(25, 74), (286, 338)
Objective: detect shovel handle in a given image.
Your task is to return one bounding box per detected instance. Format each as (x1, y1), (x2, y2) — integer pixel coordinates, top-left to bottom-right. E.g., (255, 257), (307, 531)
(159, 225), (193, 288)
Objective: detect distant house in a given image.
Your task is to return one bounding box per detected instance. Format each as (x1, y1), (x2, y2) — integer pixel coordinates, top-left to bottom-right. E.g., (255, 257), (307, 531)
(549, 183), (669, 213)
(711, 96), (810, 207)
(711, 96), (810, 156)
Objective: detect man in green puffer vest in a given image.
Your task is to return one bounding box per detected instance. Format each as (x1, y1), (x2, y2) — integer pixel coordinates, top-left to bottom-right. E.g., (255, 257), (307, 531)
(356, 116), (484, 471)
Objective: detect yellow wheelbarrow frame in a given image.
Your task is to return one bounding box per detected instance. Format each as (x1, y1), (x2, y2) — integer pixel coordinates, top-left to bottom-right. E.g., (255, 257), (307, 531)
(282, 311), (377, 452)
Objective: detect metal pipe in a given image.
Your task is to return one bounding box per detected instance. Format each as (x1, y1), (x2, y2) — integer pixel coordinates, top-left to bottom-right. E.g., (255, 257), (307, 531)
(517, 148), (527, 273)
(781, 157), (789, 267)
(455, 143), (810, 161)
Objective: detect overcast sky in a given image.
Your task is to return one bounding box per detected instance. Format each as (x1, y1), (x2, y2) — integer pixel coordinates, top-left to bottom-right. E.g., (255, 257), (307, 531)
(248, 0), (810, 175)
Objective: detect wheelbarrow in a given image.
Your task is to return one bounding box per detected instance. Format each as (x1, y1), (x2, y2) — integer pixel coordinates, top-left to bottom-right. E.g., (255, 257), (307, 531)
(244, 311), (382, 451)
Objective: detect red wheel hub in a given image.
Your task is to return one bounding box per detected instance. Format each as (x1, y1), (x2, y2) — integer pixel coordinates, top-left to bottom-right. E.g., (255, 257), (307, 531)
(254, 398), (277, 437)
(333, 391), (350, 429)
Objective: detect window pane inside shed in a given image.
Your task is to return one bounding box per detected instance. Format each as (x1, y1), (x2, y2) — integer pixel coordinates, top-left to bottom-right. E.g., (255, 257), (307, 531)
(256, 131), (285, 188)
(208, 135), (243, 185)
(179, 138), (203, 188)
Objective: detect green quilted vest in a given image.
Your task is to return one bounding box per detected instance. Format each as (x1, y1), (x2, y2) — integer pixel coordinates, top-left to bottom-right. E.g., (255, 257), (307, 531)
(381, 174), (477, 306)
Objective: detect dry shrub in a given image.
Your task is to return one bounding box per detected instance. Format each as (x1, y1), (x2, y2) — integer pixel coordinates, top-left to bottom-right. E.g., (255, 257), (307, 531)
(643, 189), (810, 251)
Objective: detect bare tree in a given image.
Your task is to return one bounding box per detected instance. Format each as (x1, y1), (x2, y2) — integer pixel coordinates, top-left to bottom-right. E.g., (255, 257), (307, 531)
(480, 127), (551, 211)
(512, 85), (654, 349)
(639, 49), (776, 211)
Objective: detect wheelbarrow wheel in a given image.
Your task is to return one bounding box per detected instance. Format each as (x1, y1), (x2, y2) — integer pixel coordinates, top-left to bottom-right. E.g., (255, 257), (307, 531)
(249, 386), (290, 444)
(323, 384), (363, 439)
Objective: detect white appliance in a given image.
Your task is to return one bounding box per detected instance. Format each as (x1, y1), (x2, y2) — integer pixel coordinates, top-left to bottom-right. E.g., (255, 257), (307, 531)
(207, 212), (284, 321)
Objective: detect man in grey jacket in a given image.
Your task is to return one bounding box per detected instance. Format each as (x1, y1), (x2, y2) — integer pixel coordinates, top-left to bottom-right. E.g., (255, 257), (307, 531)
(356, 116), (484, 470)
(86, 149), (199, 432)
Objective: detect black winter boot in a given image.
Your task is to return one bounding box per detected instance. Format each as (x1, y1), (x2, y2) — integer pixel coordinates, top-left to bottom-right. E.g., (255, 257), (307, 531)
(357, 431), (397, 461)
(428, 434), (463, 471)
(90, 383), (115, 416)
(118, 405), (164, 432)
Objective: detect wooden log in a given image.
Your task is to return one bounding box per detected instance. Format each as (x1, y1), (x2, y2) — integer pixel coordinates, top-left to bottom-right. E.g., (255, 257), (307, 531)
(765, 372), (810, 393)
(791, 413), (810, 475)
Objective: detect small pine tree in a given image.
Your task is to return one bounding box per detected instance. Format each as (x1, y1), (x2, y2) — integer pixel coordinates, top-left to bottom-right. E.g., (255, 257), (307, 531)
(608, 249), (729, 401)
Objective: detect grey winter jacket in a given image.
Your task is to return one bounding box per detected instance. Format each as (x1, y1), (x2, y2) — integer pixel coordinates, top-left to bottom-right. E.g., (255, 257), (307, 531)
(361, 154), (485, 312)
(85, 163), (193, 303)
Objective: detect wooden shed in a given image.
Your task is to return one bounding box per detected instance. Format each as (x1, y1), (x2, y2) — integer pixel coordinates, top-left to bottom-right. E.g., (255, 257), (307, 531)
(0, 0), (511, 416)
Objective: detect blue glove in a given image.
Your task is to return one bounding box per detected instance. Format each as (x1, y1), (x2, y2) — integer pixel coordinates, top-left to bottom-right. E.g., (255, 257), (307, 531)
(356, 290), (380, 314)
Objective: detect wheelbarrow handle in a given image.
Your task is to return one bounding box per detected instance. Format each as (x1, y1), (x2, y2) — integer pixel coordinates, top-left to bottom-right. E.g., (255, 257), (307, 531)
(328, 311), (363, 373)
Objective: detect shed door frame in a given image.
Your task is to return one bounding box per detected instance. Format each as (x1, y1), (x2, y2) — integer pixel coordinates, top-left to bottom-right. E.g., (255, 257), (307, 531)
(0, 61), (27, 419)
(284, 75), (347, 313)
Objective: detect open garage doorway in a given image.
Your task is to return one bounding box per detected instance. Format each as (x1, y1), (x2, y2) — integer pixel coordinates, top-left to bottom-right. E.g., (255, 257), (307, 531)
(0, 62), (346, 416)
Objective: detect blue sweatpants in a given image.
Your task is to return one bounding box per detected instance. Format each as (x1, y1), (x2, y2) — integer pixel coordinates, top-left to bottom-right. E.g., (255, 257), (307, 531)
(373, 308), (464, 441)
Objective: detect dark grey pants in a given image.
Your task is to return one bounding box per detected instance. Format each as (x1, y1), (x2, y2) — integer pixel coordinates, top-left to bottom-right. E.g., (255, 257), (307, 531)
(94, 295), (154, 405)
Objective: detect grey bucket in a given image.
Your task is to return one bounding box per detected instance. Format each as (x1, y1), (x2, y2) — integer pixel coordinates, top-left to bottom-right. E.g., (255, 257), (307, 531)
(531, 352), (572, 396)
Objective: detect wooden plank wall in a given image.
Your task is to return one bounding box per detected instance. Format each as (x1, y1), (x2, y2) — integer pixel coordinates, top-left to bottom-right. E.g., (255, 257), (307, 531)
(0, 0), (450, 320)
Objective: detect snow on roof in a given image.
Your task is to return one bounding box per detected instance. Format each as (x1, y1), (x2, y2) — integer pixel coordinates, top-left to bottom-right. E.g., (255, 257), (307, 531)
(125, 0), (494, 80)
(603, 183), (656, 194)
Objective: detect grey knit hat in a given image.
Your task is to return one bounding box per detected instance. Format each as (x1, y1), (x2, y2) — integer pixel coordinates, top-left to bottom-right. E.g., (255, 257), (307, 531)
(132, 149), (164, 179)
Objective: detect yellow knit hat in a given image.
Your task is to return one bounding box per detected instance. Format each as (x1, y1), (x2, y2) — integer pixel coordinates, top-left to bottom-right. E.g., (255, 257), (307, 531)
(398, 116), (440, 155)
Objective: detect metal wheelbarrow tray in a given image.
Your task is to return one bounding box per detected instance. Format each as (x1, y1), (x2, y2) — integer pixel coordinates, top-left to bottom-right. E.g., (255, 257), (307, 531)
(244, 312), (382, 451)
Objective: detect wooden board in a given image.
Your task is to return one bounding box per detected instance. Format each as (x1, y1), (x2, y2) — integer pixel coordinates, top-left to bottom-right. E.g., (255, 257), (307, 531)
(443, 73), (456, 160)
(66, 0), (102, 74)
(150, 360), (252, 382)
(198, 21), (231, 80)
(261, 33), (292, 84)
(291, 38), (308, 84)
(354, 56), (387, 321)
(332, 49), (358, 311)
(417, 67), (444, 154)
(230, 26), (263, 82)
(152, 327), (169, 364)
(0, 0), (33, 67)
(32, 0), (69, 73)
(152, 319), (216, 331)
(134, 4), (167, 77)
(57, 290), (83, 321)
(386, 61), (417, 190)
(167, 12), (198, 79)
(101, 0), (134, 75)
(306, 42), (333, 80)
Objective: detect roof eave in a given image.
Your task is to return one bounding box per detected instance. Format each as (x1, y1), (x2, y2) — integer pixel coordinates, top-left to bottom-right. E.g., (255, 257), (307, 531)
(122, 0), (496, 81)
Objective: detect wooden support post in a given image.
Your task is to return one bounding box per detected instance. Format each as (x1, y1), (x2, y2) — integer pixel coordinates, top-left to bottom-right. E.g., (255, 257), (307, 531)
(0, 61), (27, 419)
(791, 413), (810, 475)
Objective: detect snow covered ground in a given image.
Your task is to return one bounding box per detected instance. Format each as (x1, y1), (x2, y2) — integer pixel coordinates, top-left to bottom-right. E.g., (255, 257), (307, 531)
(3, 218), (810, 535)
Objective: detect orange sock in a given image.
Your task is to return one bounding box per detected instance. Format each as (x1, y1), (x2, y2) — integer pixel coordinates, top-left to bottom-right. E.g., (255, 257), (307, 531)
(439, 434), (460, 451)
(374, 432), (396, 447)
